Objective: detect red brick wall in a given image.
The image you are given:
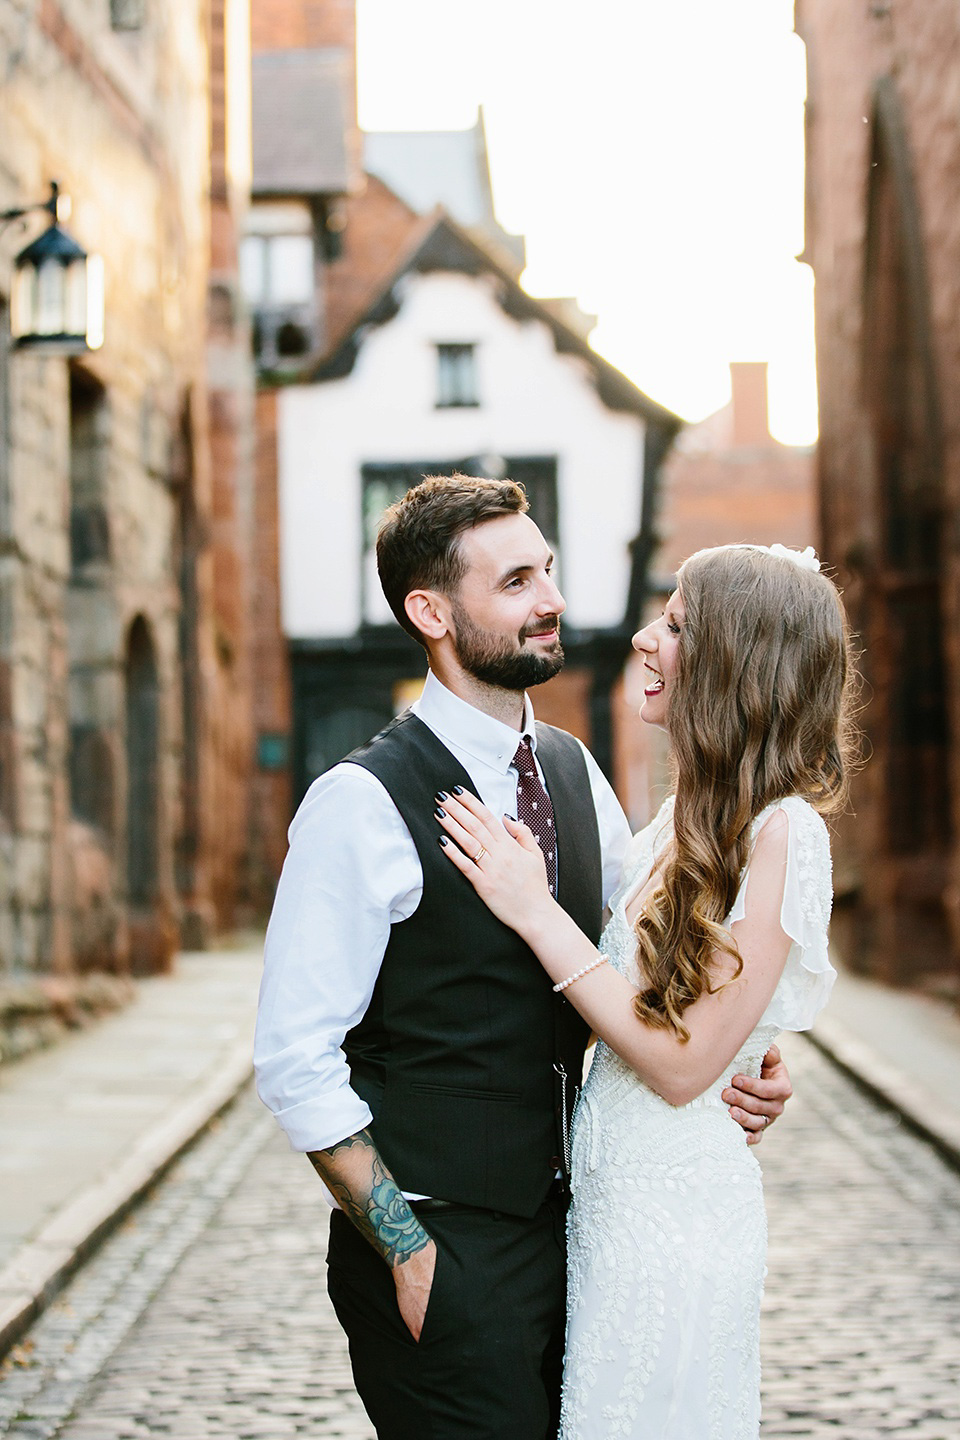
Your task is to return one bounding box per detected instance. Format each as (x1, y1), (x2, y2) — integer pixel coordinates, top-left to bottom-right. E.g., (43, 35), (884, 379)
(251, 0), (355, 51)
(656, 447), (815, 579)
(796, 0), (960, 990)
(248, 390), (294, 903)
(657, 366), (815, 578)
(247, 0), (362, 898)
(200, 0), (255, 934)
(323, 175), (422, 356)
(730, 361), (771, 448)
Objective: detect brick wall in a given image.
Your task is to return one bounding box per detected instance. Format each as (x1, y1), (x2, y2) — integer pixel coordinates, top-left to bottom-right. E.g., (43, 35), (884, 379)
(656, 363), (815, 578)
(0, 0), (256, 974)
(252, 0), (355, 51)
(201, 0), (257, 936)
(247, 0), (361, 897)
(323, 175), (423, 356)
(248, 389), (293, 905)
(797, 0), (960, 991)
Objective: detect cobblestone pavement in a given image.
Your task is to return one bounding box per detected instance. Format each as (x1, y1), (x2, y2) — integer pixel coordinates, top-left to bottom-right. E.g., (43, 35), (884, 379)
(1, 1038), (959, 1439)
(760, 1038), (960, 1439)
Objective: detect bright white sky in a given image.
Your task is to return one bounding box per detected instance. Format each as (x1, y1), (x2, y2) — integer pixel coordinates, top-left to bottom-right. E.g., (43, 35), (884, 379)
(356, 0), (816, 444)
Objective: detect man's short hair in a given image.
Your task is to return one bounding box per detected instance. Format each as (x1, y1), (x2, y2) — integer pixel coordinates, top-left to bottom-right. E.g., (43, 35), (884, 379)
(376, 473), (529, 646)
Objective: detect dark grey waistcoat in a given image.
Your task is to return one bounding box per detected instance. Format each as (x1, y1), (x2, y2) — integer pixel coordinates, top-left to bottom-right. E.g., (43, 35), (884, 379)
(343, 711), (603, 1218)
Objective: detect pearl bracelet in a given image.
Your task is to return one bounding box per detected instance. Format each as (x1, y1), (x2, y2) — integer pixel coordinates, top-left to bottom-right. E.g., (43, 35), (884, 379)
(552, 955), (607, 993)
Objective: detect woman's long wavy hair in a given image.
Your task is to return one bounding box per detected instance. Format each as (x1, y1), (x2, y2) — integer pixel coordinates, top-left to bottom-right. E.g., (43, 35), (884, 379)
(633, 545), (859, 1041)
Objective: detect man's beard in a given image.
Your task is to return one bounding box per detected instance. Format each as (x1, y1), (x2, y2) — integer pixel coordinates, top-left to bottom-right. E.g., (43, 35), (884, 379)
(450, 601), (565, 690)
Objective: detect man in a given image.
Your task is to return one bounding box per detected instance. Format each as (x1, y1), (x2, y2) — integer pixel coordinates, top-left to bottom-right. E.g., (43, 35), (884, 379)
(254, 475), (791, 1439)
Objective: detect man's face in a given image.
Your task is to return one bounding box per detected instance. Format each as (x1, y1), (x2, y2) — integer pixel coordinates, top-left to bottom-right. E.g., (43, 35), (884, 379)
(447, 513), (566, 691)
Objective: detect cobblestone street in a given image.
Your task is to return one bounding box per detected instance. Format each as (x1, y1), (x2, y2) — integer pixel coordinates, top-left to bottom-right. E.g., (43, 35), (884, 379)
(1, 1036), (959, 1440)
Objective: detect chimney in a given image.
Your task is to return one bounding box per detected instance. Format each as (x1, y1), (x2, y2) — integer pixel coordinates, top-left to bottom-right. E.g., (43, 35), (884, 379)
(730, 362), (771, 447)
(252, 0), (356, 52)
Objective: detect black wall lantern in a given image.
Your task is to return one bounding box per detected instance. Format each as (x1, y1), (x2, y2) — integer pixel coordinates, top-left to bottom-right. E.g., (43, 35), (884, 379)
(2, 182), (104, 355)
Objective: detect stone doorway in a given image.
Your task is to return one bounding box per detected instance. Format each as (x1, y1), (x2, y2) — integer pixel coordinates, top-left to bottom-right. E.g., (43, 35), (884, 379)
(125, 616), (174, 973)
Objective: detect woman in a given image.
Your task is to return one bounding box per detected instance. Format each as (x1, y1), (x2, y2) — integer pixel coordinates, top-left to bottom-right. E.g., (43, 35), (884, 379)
(433, 543), (857, 1439)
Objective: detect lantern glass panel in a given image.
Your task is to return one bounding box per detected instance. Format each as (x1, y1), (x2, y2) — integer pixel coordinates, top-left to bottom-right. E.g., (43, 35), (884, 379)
(86, 255), (104, 350)
(10, 266), (33, 338)
(64, 258), (88, 336)
(37, 260), (66, 334)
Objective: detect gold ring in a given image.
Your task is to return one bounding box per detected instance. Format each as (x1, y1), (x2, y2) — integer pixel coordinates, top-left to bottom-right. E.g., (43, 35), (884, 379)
(474, 846), (487, 863)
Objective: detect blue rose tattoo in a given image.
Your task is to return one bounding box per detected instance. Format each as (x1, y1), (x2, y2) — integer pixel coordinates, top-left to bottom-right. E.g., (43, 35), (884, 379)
(308, 1129), (431, 1267)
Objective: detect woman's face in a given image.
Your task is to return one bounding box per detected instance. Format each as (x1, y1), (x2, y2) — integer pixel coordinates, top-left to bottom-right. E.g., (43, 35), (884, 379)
(631, 590), (685, 727)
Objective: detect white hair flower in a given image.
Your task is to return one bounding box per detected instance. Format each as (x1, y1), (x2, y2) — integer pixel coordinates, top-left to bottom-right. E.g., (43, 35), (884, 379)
(765, 543), (821, 574)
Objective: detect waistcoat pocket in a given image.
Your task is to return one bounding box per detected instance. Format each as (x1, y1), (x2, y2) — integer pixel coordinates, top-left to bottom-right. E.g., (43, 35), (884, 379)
(410, 1081), (522, 1103)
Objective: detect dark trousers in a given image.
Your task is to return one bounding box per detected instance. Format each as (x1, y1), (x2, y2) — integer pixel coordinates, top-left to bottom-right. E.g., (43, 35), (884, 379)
(326, 1191), (568, 1440)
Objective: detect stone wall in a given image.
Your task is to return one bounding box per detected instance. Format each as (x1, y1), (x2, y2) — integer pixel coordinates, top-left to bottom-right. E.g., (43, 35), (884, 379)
(0, 0), (255, 976)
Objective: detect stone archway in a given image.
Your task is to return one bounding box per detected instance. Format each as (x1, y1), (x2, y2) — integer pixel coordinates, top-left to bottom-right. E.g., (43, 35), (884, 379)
(125, 616), (174, 973)
(67, 365), (124, 972)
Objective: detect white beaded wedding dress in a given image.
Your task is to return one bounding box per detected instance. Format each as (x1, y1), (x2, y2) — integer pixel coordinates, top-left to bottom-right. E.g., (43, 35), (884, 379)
(561, 795), (835, 1440)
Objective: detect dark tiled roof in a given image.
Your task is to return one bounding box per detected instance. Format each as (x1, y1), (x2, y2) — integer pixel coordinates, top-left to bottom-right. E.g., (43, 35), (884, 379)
(311, 207), (684, 433)
(252, 49), (351, 196)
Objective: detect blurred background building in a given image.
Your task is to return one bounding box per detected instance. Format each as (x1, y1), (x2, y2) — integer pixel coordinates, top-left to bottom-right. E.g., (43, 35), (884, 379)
(243, 27), (682, 898)
(363, 108), (526, 273)
(2, 0), (956, 1017)
(0, 0), (255, 986)
(797, 0), (960, 997)
(245, 0), (361, 906)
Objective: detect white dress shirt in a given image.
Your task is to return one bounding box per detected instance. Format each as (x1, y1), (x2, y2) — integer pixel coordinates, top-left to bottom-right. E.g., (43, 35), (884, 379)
(254, 670), (632, 1156)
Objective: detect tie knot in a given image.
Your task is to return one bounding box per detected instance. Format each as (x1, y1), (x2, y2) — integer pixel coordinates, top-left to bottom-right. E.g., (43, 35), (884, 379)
(512, 738), (535, 773)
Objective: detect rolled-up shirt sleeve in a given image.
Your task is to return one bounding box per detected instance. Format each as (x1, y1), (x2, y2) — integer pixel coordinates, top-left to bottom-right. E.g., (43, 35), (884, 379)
(254, 763), (421, 1153)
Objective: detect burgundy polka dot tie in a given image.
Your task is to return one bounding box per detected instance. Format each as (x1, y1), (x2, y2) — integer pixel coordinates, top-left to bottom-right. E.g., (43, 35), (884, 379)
(512, 737), (557, 897)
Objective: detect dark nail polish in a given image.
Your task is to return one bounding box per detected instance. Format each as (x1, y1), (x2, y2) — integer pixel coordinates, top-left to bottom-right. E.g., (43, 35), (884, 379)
(451, 785), (464, 796)
(435, 790), (448, 802)
(434, 807), (446, 820)
(438, 835), (449, 847)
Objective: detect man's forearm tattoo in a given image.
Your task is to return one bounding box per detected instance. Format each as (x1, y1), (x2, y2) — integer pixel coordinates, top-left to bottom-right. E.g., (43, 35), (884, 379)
(307, 1128), (430, 1268)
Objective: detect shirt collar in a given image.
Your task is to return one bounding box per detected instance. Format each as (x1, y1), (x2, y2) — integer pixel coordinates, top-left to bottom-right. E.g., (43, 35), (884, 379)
(412, 670), (538, 775)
